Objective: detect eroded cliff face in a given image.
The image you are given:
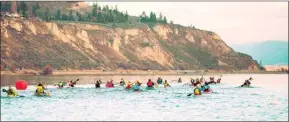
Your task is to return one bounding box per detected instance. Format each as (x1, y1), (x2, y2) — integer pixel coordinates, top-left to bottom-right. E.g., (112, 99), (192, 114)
(0, 17), (259, 71)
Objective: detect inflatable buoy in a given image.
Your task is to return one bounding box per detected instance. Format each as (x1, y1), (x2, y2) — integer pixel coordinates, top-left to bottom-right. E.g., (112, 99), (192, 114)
(15, 80), (27, 90)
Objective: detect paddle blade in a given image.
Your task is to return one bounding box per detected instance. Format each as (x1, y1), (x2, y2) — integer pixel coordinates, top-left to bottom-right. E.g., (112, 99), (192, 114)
(2, 89), (7, 92)
(187, 93), (193, 96)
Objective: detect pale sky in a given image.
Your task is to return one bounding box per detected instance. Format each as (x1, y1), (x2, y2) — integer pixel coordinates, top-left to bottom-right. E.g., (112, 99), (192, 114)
(87, 2), (288, 45)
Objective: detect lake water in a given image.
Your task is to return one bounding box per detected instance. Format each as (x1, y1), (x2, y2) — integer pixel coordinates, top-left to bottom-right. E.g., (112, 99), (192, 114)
(1, 74), (288, 121)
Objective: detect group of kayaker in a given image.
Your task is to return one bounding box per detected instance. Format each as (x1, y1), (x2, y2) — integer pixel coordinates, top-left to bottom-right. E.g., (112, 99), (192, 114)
(54, 79), (79, 89)
(3, 76), (253, 97)
(92, 77), (171, 92)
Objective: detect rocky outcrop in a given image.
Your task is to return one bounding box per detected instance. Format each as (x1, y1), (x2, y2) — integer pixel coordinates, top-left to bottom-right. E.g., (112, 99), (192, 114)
(0, 17), (259, 71)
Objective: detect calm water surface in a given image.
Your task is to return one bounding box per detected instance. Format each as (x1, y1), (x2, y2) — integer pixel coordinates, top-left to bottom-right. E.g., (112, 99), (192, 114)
(1, 74), (288, 121)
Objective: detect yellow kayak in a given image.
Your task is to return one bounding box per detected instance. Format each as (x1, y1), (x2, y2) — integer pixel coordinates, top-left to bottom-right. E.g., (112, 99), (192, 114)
(6, 95), (24, 98)
(34, 92), (51, 97)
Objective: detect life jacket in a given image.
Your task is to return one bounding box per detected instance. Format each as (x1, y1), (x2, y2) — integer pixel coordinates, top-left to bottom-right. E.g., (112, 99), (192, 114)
(106, 82), (114, 88)
(132, 84), (140, 90)
(217, 79), (221, 83)
(126, 83), (132, 89)
(164, 82), (169, 87)
(147, 81), (154, 87)
(120, 81), (125, 86)
(36, 86), (44, 93)
(95, 82), (101, 88)
(58, 82), (63, 87)
(157, 79), (163, 84)
(194, 88), (201, 95)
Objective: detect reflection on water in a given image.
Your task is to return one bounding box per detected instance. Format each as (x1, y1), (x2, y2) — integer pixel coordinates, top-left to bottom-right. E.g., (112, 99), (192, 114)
(1, 74), (288, 121)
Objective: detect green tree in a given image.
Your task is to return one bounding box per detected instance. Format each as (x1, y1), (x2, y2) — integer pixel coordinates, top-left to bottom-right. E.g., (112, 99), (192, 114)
(113, 5), (118, 14)
(97, 12), (105, 23)
(140, 11), (149, 23)
(163, 16), (167, 24)
(55, 9), (61, 20)
(36, 2), (40, 9)
(23, 10), (29, 18)
(61, 14), (67, 20)
(19, 1), (28, 16)
(32, 6), (37, 16)
(1, 2), (11, 12)
(92, 3), (97, 17)
(125, 11), (129, 21)
(68, 10), (75, 21)
(87, 12), (92, 22)
(97, 6), (101, 11)
(149, 12), (157, 22)
(106, 5), (109, 11)
(76, 12), (83, 21)
(44, 8), (50, 21)
(149, 12), (153, 22)
(158, 13), (163, 22)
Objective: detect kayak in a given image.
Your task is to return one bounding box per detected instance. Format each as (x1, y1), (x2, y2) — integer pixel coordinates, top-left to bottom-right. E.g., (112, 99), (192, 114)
(203, 89), (212, 93)
(34, 92), (51, 97)
(146, 87), (155, 90)
(133, 89), (141, 92)
(237, 85), (255, 88)
(6, 95), (24, 98)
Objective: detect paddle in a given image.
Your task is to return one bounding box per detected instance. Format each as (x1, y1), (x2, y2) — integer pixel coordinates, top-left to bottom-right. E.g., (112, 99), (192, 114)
(187, 93), (193, 96)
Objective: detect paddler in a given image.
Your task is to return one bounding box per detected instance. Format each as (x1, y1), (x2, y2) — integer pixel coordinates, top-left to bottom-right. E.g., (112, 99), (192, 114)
(55, 81), (64, 88)
(125, 81), (132, 89)
(132, 80), (141, 91)
(190, 78), (195, 86)
(157, 77), (163, 84)
(216, 78), (221, 83)
(35, 82), (46, 94)
(95, 80), (102, 88)
(68, 80), (75, 87)
(164, 80), (171, 88)
(178, 78), (182, 83)
(4, 85), (18, 97)
(207, 77), (217, 84)
(194, 84), (202, 95)
(193, 78), (200, 87)
(120, 78), (125, 86)
(105, 80), (114, 88)
(241, 77), (253, 87)
(135, 80), (142, 86)
(147, 79), (155, 88)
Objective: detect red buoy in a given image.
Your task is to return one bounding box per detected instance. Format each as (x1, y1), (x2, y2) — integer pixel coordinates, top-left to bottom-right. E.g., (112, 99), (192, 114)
(15, 80), (28, 90)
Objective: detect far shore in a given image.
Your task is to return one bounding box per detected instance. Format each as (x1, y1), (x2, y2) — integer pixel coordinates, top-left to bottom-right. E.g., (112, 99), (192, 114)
(1, 69), (287, 76)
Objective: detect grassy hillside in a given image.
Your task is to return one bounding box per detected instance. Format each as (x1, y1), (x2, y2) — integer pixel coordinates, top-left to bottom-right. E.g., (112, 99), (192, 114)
(0, 2), (261, 72)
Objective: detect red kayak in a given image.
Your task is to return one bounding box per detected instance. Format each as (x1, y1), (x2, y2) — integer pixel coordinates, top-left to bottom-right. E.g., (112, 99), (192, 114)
(106, 83), (114, 88)
(203, 89), (212, 93)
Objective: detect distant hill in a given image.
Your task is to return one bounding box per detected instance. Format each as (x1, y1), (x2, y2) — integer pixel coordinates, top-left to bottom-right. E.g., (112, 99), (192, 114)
(230, 41), (288, 66)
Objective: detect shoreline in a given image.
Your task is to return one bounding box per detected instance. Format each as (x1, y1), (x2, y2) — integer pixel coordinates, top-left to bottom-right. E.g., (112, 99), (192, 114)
(1, 70), (287, 76)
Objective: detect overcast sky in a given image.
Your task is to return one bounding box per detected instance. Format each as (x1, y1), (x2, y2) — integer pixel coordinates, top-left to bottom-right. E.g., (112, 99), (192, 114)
(87, 2), (288, 45)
